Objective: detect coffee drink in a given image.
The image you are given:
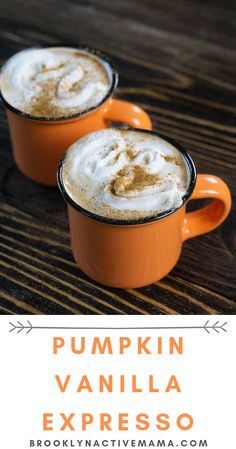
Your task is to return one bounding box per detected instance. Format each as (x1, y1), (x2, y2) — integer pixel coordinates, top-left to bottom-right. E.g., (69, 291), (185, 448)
(0, 47), (111, 118)
(61, 129), (190, 220)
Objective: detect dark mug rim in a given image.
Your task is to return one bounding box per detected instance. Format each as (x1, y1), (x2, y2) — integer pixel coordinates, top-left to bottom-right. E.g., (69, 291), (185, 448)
(0, 43), (118, 122)
(57, 129), (197, 226)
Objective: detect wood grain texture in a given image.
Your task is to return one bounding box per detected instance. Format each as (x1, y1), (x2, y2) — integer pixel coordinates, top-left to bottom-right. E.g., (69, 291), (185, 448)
(0, 0), (235, 315)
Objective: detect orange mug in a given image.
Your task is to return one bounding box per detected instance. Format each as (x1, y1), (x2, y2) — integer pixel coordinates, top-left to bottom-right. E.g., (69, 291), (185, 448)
(57, 130), (231, 289)
(0, 45), (152, 186)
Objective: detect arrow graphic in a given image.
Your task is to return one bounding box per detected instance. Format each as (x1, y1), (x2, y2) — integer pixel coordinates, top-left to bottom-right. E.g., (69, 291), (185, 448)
(9, 320), (33, 334)
(9, 320), (228, 334)
(203, 320), (227, 334)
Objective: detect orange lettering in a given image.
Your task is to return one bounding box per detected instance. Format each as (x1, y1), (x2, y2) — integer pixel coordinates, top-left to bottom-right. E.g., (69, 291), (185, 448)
(53, 337), (65, 354)
(100, 413), (112, 430)
(120, 338), (131, 354)
(177, 414), (193, 430)
(120, 375), (125, 392)
(170, 337), (183, 355)
(156, 414), (170, 430)
(55, 375), (71, 393)
(60, 413), (75, 431)
(82, 414), (93, 430)
(91, 337), (112, 354)
(149, 375), (159, 392)
(43, 413), (53, 431)
(77, 375), (92, 392)
(137, 337), (151, 354)
(132, 375), (142, 392)
(119, 413), (129, 431)
(71, 337), (85, 354)
(99, 375), (113, 392)
(166, 375), (181, 393)
(136, 414), (149, 430)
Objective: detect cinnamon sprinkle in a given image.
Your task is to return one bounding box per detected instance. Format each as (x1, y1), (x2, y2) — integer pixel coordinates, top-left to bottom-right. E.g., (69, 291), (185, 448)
(126, 149), (137, 159)
(25, 53), (110, 118)
(27, 80), (62, 117)
(112, 166), (160, 195)
(164, 154), (182, 166)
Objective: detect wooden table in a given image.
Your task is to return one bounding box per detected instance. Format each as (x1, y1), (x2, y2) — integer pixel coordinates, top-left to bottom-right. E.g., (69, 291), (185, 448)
(0, 0), (235, 315)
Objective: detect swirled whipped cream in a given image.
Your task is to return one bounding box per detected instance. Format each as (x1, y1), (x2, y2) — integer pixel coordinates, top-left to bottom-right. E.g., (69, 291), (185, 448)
(62, 129), (190, 220)
(0, 47), (111, 118)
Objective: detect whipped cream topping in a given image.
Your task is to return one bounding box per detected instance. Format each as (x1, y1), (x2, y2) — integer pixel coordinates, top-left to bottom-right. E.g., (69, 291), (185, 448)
(62, 129), (190, 220)
(0, 47), (111, 117)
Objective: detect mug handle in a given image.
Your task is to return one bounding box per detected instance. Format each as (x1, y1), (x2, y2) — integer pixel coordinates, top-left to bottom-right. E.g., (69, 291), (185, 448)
(182, 174), (231, 241)
(104, 98), (152, 130)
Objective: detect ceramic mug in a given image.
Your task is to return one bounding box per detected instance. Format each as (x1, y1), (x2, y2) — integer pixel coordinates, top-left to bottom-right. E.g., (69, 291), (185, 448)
(0, 45), (152, 186)
(57, 131), (231, 289)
